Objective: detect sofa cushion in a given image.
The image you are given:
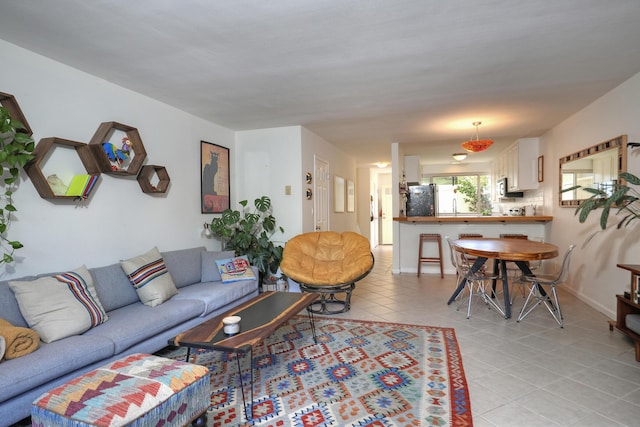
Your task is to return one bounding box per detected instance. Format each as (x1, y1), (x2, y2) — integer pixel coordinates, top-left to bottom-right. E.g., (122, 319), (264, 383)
(162, 246), (207, 288)
(201, 250), (235, 282)
(83, 299), (205, 354)
(0, 279), (31, 328)
(120, 247), (178, 307)
(173, 270), (259, 316)
(90, 263), (140, 312)
(8, 266), (108, 343)
(0, 334), (114, 403)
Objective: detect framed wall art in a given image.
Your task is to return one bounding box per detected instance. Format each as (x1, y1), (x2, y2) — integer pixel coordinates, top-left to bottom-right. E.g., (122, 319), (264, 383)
(201, 141), (230, 213)
(538, 155), (544, 182)
(334, 175), (345, 212)
(347, 179), (355, 212)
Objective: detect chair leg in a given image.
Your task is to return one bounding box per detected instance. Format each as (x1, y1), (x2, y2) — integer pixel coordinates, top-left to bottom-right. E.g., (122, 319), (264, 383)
(517, 283), (564, 328)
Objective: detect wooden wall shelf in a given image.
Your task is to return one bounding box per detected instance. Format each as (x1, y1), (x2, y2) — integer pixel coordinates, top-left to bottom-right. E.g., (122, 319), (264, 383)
(24, 137), (101, 199)
(137, 165), (170, 194)
(0, 91), (33, 136)
(89, 121), (147, 176)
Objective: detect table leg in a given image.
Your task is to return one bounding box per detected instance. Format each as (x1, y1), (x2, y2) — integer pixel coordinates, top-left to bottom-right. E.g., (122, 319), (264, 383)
(500, 260), (511, 319)
(235, 347), (254, 421)
(307, 309), (318, 344)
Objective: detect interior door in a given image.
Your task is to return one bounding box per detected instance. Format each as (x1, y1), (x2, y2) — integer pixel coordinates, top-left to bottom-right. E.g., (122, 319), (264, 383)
(314, 157), (329, 231)
(379, 173), (393, 244)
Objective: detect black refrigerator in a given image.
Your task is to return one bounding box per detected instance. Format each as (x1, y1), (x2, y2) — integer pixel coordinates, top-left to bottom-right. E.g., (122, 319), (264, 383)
(406, 184), (437, 216)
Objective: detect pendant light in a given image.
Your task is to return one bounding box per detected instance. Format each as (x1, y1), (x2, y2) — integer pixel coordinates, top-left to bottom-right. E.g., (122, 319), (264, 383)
(461, 121), (493, 153)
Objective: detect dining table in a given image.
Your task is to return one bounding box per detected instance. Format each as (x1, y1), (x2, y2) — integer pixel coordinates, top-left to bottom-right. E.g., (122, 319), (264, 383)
(447, 237), (559, 318)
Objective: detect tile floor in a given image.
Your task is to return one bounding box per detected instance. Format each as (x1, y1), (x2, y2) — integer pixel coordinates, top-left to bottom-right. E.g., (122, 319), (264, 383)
(337, 245), (640, 427)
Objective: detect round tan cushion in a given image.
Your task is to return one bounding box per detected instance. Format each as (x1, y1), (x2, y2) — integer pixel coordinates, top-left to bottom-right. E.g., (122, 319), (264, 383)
(281, 231), (373, 286)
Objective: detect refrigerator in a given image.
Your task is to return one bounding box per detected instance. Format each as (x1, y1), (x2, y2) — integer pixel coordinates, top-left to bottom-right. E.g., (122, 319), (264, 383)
(406, 184), (437, 216)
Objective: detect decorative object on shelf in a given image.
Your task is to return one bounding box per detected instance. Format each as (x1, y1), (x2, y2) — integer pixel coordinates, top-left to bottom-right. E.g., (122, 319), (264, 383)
(89, 121), (147, 175)
(24, 137), (101, 200)
(207, 196), (285, 285)
(305, 172), (312, 184)
(137, 165), (170, 194)
(452, 152), (467, 161)
(0, 97), (35, 265)
(201, 141), (229, 213)
(461, 121), (493, 153)
(306, 187), (312, 200)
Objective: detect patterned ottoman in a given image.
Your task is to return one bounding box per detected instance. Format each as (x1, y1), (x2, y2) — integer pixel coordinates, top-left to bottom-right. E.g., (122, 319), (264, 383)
(31, 353), (209, 427)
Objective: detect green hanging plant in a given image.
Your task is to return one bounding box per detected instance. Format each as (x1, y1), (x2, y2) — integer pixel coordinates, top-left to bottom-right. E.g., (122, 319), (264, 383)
(0, 106), (35, 264)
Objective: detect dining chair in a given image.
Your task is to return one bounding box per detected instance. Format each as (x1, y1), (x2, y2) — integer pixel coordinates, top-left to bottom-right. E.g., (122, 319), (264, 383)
(516, 244), (576, 327)
(446, 237), (505, 319)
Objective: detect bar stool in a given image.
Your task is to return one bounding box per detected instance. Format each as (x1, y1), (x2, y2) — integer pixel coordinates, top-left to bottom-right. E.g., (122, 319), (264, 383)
(417, 233), (443, 278)
(500, 233), (529, 303)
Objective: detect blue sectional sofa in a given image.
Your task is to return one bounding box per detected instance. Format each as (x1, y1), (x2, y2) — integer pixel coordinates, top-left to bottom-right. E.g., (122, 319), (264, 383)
(0, 246), (259, 425)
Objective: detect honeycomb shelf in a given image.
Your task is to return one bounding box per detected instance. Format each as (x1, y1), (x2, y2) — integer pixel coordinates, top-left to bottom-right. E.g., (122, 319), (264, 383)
(24, 137), (101, 200)
(137, 165), (170, 194)
(89, 121), (147, 176)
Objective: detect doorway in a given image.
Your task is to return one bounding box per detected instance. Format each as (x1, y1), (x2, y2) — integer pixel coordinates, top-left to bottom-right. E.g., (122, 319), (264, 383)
(379, 173), (393, 244)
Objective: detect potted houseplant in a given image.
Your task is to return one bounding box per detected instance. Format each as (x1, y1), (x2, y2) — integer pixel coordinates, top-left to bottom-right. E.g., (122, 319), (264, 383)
(569, 171), (640, 243)
(0, 106), (35, 264)
(208, 195), (285, 285)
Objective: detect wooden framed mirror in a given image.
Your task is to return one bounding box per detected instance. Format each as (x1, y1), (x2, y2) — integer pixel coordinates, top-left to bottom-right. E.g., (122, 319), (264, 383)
(559, 134), (627, 207)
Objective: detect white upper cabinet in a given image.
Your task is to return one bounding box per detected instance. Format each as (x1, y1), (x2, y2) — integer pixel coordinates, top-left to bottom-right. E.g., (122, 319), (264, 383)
(506, 138), (539, 191)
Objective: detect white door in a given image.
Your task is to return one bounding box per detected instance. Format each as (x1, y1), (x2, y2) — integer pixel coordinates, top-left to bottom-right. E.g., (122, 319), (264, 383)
(380, 173), (393, 244)
(314, 157), (329, 231)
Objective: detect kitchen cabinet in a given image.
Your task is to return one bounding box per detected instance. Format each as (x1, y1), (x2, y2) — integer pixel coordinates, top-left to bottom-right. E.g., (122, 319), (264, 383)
(404, 155), (420, 183)
(506, 138), (539, 191)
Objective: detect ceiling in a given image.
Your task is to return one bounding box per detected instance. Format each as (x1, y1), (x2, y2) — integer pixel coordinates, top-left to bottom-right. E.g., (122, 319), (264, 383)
(1, 0), (640, 167)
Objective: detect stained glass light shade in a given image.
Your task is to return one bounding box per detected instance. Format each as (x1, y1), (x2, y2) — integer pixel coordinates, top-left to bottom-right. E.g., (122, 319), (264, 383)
(461, 139), (493, 153)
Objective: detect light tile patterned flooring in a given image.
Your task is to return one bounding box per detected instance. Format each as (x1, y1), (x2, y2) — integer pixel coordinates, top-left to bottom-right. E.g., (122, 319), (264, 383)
(335, 245), (640, 427)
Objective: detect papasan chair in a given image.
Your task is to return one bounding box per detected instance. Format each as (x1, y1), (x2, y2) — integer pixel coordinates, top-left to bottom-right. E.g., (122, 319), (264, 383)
(280, 231), (374, 314)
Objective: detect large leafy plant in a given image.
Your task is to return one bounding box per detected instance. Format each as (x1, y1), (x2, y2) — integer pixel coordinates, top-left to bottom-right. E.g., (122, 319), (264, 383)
(0, 106), (35, 263)
(570, 171), (640, 243)
(208, 196), (285, 283)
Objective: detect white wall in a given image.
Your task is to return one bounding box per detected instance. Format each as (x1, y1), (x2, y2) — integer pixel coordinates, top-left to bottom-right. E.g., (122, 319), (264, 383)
(543, 71), (640, 318)
(0, 39), (237, 279)
(235, 126), (302, 244)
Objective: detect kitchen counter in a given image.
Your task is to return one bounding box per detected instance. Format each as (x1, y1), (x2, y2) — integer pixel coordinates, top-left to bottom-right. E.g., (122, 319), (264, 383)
(394, 215), (552, 223)
(393, 215), (553, 275)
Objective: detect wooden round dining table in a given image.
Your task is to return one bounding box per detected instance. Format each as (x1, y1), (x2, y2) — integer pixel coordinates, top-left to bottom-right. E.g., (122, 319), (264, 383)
(447, 238), (559, 318)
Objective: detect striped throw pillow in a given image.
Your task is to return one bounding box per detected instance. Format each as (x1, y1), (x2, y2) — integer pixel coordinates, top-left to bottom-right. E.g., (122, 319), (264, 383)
(120, 247), (178, 307)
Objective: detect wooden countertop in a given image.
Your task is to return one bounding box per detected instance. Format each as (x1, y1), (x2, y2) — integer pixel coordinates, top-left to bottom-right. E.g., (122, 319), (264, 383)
(394, 215), (553, 223)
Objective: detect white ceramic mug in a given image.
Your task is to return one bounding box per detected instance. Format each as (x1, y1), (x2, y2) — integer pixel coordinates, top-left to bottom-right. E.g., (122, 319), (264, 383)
(222, 316), (241, 334)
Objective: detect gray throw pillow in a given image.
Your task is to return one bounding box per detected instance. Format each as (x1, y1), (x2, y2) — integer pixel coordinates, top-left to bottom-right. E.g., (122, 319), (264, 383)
(120, 247), (178, 307)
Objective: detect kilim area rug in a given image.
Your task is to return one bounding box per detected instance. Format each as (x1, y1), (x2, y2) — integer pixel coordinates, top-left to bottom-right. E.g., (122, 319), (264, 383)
(156, 316), (473, 427)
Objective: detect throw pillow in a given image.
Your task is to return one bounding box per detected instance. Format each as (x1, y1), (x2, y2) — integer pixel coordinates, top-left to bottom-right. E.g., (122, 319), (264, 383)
(201, 250), (235, 282)
(8, 265), (109, 343)
(214, 255), (257, 283)
(120, 247), (178, 307)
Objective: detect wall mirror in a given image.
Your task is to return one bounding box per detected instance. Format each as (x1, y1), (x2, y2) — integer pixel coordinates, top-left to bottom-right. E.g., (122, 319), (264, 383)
(559, 134), (627, 207)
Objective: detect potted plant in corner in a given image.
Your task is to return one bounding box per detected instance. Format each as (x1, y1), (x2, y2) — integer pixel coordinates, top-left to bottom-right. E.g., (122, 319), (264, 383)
(0, 106), (35, 264)
(208, 195), (286, 287)
(568, 171), (640, 243)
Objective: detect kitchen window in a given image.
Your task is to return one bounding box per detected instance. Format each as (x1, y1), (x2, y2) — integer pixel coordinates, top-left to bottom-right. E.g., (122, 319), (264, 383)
(428, 174), (492, 215)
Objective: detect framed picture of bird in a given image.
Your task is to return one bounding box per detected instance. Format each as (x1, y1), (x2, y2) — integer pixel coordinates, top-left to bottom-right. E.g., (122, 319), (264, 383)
(201, 141), (230, 213)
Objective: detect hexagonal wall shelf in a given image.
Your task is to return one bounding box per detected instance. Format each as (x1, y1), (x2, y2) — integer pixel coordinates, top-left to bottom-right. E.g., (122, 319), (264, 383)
(0, 91), (33, 136)
(89, 121), (147, 176)
(24, 137), (101, 199)
(137, 165), (170, 194)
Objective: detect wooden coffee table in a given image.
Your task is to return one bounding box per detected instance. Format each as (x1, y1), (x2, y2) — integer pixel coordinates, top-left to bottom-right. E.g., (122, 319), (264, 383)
(168, 291), (320, 420)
